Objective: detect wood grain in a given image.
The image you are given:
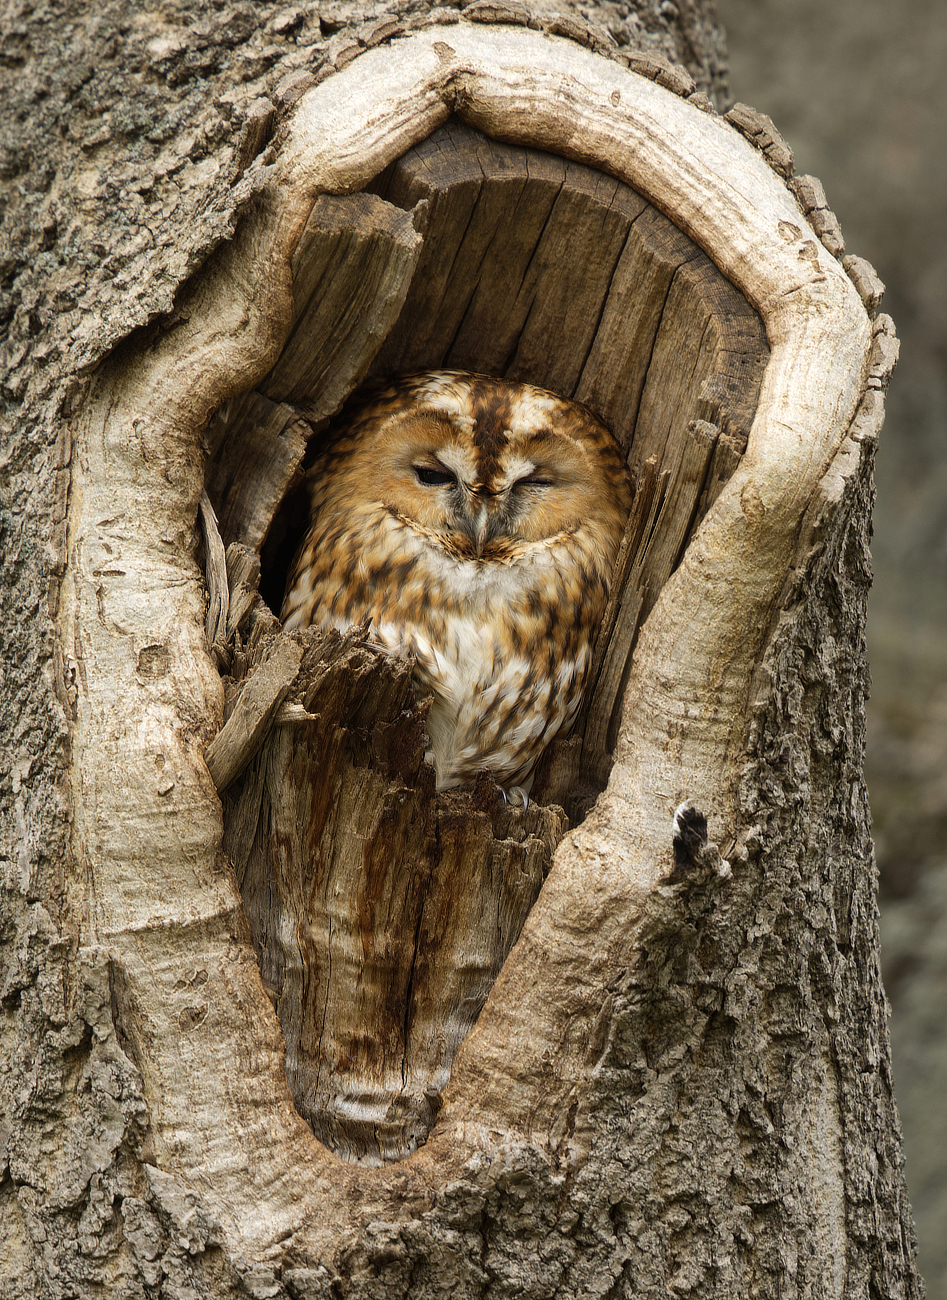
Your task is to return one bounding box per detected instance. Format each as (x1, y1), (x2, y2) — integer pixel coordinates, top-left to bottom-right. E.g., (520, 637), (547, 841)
(262, 191), (424, 416)
(223, 621), (563, 1164)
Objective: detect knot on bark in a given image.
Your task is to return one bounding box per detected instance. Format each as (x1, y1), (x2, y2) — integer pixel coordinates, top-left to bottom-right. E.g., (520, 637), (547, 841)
(671, 801), (732, 880)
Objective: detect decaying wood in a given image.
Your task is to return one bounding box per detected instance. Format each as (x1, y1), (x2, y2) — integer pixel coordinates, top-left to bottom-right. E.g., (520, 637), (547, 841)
(261, 191), (424, 415)
(361, 119), (767, 454)
(60, 19), (885, 1275)
(222, 619), (564, 1164)
(203, 193), (423, 561)
(204, 635), (303, 792)
(224, 543), (261, 643)
(198, 491), (229, 669)
(203, 390), (310, 555)
(206, 114), (769, 779)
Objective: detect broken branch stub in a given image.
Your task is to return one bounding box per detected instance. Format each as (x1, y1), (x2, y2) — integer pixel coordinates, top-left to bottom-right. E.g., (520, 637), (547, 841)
(63, 20), (876, 1254)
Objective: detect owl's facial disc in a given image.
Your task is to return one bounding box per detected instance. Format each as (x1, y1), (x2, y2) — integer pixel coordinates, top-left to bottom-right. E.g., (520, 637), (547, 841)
(408, 457), (494, 554)
(370, 389), (621, 561)
(402, 443), (571, 556)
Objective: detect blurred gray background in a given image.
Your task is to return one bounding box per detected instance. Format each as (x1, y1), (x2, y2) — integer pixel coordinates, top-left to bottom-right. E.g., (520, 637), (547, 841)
(717, 0), (947, 1292)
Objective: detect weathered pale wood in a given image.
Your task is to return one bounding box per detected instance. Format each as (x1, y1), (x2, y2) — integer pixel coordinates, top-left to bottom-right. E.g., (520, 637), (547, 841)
(564, 456), (663, 793)
(224, 542), (261, 642)
(694, 430), (746, 525)
(636, 417), (720, 602)
(261, 191), (424, 416)
(204, 389), (309, 553)
(363, 119), (765, 458)
(224, 623), (564, 1163)
(573, 206), (690, 440)
(204, 635), (303, 791)
(633, 262), (721, 471)
(61, 20), (877, 1264)
(198, 490), (229, 666)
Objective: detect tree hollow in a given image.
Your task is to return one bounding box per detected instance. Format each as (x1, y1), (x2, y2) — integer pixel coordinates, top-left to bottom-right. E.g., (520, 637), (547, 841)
(205, 119), (768, 1163)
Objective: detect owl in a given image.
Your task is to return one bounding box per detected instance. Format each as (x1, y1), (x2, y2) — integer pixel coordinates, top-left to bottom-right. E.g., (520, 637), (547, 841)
(281, 371), (632, 802)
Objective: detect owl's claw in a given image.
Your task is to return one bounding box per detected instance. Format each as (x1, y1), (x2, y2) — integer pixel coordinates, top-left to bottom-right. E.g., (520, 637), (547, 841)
(502, 785), (529, 811)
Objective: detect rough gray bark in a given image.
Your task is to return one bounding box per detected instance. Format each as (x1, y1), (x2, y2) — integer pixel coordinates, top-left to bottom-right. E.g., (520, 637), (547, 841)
(0, 4), (920, 1300)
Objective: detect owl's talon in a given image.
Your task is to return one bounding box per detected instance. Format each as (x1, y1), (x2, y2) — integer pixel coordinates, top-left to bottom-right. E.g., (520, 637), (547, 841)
(502, 786), (529, 811)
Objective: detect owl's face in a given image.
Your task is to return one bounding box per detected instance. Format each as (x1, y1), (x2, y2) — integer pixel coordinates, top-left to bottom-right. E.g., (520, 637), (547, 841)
(314, 371), (629, 570)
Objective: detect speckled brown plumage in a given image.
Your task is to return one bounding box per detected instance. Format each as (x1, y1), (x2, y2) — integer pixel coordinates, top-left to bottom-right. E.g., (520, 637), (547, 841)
(282, 371), (632, 798)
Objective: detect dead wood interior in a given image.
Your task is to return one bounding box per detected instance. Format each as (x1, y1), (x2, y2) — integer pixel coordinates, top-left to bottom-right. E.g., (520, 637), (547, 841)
(201, 119), (769, 1164)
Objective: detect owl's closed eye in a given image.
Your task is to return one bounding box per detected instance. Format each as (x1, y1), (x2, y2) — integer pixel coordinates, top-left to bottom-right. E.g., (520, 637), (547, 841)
(282, 370), (632, 799)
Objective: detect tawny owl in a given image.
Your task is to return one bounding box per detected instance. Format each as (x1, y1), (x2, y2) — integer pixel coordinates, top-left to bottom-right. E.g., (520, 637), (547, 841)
(281, 371), (632, 801)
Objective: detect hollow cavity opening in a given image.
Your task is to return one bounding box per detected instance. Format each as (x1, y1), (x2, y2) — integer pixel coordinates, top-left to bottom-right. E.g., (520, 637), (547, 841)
(200, 117), (768, 1164)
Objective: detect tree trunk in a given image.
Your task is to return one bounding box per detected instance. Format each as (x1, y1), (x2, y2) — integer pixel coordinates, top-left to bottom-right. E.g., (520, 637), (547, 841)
(0, 2), (920, 1298)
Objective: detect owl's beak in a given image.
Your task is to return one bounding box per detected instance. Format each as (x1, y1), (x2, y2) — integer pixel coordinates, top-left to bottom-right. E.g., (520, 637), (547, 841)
(473, 501), (490, 554)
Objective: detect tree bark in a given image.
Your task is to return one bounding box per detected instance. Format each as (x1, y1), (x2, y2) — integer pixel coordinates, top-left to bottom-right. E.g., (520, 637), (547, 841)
(0, 3), (919, 1298)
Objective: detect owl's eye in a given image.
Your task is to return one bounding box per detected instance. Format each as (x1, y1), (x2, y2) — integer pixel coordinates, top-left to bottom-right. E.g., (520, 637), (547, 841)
(516, 473), (554, 489)
(414, 464), (457, 487)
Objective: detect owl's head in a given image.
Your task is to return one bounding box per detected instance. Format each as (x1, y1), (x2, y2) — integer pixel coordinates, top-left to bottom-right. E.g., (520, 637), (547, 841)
(319, 371), (632, 572)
